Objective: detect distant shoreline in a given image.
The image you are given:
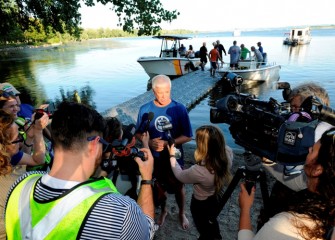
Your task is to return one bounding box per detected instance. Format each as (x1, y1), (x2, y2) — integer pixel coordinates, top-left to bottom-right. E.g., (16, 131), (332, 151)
(1, 25), (334, 52)
(0, 42), (63, 52)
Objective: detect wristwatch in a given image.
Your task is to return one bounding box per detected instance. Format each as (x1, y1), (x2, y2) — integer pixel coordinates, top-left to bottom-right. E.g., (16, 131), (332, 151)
(141, 179), (154, 186)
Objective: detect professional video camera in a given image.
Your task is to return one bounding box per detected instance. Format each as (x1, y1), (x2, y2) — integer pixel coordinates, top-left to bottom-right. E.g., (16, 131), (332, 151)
(210, 79), (335, 165)
(100, 124), (145, 175)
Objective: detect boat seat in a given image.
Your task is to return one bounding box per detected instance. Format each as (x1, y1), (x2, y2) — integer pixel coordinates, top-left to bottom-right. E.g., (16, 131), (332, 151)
(162, 50), (173, 57)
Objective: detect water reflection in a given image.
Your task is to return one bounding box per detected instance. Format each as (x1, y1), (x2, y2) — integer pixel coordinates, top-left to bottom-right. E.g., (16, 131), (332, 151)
(208, 79), (281, 108)
(54, 85), (96, 108)
(284, 44), (309, 64)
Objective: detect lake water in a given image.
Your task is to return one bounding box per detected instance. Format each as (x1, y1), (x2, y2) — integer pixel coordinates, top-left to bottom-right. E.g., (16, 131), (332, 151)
(1, 28), (335, 149)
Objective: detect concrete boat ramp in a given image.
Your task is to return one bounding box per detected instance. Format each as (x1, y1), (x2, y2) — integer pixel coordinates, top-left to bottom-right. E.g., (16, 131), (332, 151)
(101, 70), (222, 125)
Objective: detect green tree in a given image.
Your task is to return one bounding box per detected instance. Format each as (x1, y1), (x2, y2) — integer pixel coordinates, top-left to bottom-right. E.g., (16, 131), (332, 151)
(0, 0), (179, 43)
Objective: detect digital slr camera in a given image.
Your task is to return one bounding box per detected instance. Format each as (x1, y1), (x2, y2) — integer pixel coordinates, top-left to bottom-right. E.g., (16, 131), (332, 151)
(210, 74), (335, 164)
(101, 124), (145, 175)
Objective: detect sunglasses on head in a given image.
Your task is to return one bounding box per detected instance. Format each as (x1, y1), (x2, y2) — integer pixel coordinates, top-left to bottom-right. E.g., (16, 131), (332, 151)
(327, 129), (335, 136)
(87, 136), (110, 152)
(0, 90), (15, 98)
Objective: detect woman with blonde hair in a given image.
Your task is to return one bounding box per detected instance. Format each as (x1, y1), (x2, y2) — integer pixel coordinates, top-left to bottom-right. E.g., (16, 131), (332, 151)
(0, 109), (48, 238)
(169, 125), (233, 239)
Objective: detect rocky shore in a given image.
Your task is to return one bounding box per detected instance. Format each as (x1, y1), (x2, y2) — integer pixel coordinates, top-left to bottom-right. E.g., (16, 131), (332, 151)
(153, 142), (276, 240)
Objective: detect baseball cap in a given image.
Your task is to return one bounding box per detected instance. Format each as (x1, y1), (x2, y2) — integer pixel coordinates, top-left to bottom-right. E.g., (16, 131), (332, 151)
(0, 82), (20, 95)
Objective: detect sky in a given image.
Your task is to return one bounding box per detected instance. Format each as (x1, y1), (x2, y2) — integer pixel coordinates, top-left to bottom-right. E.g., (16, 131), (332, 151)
(80, 0), (334, 32)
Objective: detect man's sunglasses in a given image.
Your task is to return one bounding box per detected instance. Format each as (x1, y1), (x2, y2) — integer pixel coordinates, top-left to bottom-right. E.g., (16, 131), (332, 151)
(87, 136), (110, 152)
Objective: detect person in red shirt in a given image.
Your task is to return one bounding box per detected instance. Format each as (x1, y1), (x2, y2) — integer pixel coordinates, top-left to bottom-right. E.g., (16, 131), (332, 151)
(208, 42), (223, 77)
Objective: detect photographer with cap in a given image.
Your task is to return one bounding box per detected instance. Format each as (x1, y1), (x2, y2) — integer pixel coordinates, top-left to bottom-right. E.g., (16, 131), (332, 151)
(0, 82), (53, 171)
(5, 101), (156, 239)
(0, 109), (49, 238)
(0, 82), (34, 119)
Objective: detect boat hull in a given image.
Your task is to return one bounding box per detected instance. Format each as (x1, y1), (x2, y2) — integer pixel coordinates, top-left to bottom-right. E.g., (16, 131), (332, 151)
(137, 57), (201, 78)
(217, 64), (281, 83)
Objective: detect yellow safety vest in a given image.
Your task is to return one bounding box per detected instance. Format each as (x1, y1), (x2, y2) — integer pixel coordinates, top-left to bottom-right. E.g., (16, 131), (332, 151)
(5, 174), (119, 240)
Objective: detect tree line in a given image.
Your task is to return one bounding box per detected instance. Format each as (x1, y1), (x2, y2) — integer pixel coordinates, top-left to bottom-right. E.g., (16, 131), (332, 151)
(0, 0), (179, 45)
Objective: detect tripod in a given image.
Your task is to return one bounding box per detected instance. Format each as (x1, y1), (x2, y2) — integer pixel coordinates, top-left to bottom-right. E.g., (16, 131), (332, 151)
(217, 165), (270, 215)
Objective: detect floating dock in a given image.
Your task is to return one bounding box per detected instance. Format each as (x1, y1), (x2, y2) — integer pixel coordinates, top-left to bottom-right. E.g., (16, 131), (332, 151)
(101, 70), (222, 125)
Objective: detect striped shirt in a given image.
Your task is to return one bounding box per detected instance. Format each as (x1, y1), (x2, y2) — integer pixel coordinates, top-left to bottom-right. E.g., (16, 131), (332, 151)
(5, 172), (156, 240)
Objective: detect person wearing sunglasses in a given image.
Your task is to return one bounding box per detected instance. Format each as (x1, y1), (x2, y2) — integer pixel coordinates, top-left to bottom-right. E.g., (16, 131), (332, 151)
(0, 90), (19, 118)
(0, 82), (34, 120)
(238, 128), (335, 240)
(0, 109), (49, 239)
(5, 101), (156, 240)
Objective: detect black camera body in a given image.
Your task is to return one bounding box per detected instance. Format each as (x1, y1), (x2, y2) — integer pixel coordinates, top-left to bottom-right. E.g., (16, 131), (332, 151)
(34, 103), (57, 120)
(210, 92), (289, 161)
(101, 124), (145, 175)
(210, 82), (335, 164)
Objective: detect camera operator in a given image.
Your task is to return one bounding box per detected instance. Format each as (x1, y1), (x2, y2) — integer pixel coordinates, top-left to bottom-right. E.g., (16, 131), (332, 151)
(238, 128), (335, 240)
(96, 116), (150, 200)
(136, 74), (193, 230)
(260, 82), (334, 227)
(263, 82), (333, 188)
(0, 109), (49, 238)
(5, 102), (156, 239)
(94, 116), (123, 178)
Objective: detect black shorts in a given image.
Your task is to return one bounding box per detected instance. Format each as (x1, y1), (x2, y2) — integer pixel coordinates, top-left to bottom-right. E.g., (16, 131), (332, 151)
(153, 149), (183, 194)
(211, 61), (218, 69)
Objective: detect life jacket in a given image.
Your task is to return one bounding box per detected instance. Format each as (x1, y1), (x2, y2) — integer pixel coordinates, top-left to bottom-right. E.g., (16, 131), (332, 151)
(5, 174), (118, 240)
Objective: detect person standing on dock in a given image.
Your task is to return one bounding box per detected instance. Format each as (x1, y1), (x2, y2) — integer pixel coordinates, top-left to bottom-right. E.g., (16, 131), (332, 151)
(199, 42), (209, 71)
(136, 74), (193, 230)
(209, 43), (223, 77)
(216, 40), (227, 60)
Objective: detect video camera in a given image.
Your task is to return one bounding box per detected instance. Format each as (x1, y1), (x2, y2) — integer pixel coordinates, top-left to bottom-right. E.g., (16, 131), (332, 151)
(210, 80), (335, 164)
(101, 124), (145, 175)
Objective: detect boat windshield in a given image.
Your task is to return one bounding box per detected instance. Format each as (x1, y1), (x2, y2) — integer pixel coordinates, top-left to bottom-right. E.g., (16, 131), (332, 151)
(162, 38), (178, 51)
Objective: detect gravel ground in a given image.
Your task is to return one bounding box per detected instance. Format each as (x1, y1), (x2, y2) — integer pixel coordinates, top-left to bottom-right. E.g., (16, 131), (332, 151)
(153, 142), (276, 240)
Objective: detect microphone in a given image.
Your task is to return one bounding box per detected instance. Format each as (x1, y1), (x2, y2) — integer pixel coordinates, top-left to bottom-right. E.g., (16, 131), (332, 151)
(143, 112), (154, 132)
(121, 124), (136, 147)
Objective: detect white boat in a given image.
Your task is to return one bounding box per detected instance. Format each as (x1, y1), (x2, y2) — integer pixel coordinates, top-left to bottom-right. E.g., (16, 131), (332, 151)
(137, 35), (201, 79)
(217, 60), (281, 83)
(233, 29), (241, 37)
(283, 27), (312, 46)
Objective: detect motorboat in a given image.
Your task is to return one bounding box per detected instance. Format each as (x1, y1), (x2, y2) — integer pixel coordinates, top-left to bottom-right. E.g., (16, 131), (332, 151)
(283, 27), (312, 46)
(137, 35), (201, 78)
(217, 60), (281, 83)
